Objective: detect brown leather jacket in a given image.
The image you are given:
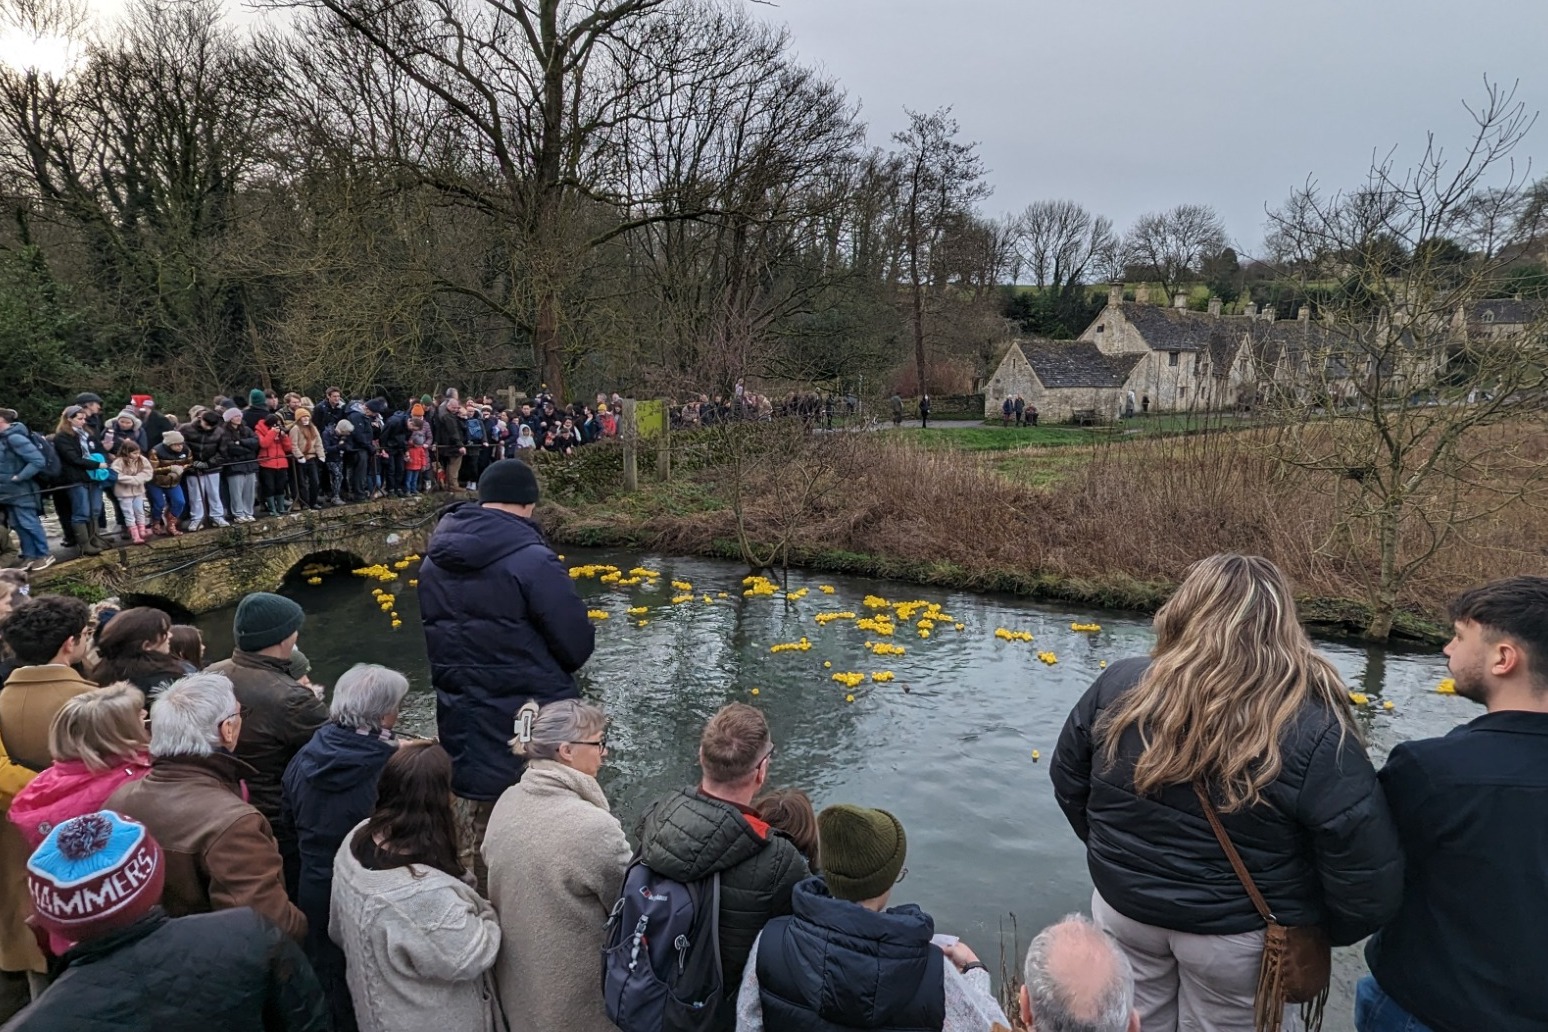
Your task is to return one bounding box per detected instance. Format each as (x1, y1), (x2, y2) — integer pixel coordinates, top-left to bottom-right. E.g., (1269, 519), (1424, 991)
(206, 651), (328, 839)
(106, 753), (307, 942)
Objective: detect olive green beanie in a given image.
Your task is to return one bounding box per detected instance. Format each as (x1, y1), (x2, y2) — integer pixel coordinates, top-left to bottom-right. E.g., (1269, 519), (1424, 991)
(817, 804), (906, 902)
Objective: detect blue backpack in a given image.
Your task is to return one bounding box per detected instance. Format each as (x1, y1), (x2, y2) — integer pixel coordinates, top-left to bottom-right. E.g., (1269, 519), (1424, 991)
(602, 858), (726, 1032)
(464, 417), (486, 443)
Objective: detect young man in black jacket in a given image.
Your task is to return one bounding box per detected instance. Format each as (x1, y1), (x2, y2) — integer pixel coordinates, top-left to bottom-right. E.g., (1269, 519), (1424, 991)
(1360, 576), (1548, 1032)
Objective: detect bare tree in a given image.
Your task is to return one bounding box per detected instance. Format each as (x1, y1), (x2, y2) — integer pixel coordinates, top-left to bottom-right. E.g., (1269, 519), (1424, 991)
(1123, 203), (1228, 298)
(1013, 199), (1117, 292)
(1262, 80), (1548, 641)
(890, 107), (989, 396)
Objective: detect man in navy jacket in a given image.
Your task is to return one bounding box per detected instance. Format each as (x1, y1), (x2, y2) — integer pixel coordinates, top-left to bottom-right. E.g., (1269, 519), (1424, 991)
(1360, 576), (1548, 1032)
(417, 458), (594, 890)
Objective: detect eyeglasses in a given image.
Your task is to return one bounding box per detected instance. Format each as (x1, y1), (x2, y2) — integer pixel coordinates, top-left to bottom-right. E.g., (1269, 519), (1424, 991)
(220, 709), (242, 726)
(895, 867), (908, 884)
(568, 734), (608, 751)
(757, 745), (776, 770)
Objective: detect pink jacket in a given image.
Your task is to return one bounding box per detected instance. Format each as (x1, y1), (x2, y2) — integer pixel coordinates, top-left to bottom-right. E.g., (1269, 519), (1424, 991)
(10, 754), (152, 849)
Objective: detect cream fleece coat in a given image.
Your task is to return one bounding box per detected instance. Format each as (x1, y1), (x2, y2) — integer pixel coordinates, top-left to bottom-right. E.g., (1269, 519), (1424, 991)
(483, 759), (630, 1032)
(330, 823), (504, 1032)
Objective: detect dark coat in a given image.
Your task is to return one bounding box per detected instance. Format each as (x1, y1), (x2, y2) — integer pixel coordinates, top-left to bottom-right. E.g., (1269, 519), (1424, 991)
(314, 398), (348, 432)
(432, 403), (465, 453)
(419, 503), (595, 800)
(1364, 710), (1548, 1032)
(635, 788), (809, 990)
(181, 419), (223, 469)
(53, 426), (103, 486)
(214, 421), (260, 476)
(1, 907), (328, 1032)
(142, 409), (176, 450)
(0, 423), (45, 509)
(1051, 656), (1403, 946)
(206, 651), (329, 841)
(382, 411), (410, 453)
(756, 877), (945, 1032)
(281, 722), (396, 949)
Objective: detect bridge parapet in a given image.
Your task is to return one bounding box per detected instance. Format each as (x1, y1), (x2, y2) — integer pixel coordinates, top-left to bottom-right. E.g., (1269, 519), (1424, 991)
(33, 497), (443, 614)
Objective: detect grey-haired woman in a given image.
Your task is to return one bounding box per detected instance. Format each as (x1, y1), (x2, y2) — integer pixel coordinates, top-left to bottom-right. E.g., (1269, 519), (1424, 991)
(481, 699), (629, 1032)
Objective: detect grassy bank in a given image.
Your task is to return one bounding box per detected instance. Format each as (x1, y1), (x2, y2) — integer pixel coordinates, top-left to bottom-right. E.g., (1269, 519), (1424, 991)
(534, 424), (1536, 644)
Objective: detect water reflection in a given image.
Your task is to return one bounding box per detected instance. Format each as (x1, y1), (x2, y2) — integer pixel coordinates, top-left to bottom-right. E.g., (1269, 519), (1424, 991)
(196, 548), (1463, 1002)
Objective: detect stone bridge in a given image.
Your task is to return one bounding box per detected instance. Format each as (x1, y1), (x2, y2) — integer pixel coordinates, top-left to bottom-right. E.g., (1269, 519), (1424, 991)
(32, 496), (443, 615)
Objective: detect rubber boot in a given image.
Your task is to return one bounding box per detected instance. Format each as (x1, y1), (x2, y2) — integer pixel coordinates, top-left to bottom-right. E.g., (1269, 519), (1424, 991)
(166, 514), (182, 537)
(79, 526), (103, 556)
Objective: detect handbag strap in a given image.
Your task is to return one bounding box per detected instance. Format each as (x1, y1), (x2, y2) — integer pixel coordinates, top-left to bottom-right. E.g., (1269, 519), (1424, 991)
(1192, 782), (1277, 925)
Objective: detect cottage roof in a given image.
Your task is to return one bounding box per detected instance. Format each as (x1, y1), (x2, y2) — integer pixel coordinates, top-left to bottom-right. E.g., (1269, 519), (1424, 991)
(1019, 339), (1143, 388)
(1465, 299), (1548, 327)
(1247, 317), (1355, 372)
(1118, 304), (1221, 351)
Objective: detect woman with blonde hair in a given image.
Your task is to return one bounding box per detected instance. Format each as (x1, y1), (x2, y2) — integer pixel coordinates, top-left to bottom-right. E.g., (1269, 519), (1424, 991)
(1051, 553), (1402, 1032)
(482, 699), (629, 1032)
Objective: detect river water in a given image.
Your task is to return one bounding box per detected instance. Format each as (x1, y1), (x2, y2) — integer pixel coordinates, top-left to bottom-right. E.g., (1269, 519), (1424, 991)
(196, 548), (1462, 1029)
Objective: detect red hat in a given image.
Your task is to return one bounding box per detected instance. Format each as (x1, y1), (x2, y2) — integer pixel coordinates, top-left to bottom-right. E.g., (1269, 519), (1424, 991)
(28, 812), (164, 945)
(130, 394), (154, 409)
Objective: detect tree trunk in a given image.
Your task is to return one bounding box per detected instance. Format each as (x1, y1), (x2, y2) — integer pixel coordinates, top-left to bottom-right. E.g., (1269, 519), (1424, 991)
(1364, 500), (1402, 642)
(910, 277), (927, 397)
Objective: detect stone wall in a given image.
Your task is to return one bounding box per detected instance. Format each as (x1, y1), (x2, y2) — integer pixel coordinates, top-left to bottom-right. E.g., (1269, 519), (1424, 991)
(33, 496), (442, 613)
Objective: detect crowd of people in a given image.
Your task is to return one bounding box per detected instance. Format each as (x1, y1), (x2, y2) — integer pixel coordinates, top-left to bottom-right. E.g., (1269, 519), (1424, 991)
(0, 386), (626, 570)
(0, 455), (1542, 1032)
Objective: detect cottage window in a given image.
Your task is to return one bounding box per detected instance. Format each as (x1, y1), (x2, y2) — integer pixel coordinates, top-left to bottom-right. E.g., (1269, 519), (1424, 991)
(1194, 353), (1203, 374)
(1179, 386), (1188, 397)
(1168, 351), (1180, 367)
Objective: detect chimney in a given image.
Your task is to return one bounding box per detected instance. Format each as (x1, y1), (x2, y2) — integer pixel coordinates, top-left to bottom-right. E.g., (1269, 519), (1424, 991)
(1134, 284), (1151, 305)
(1173, 292), (1188, 309)
(1208, 297), (1222, 316)
(1108, 284), (1123, 307)
(1298, 305), (1310, 323)
(1261, 305), (1276, 322)
(1241, 299), (1258, 318)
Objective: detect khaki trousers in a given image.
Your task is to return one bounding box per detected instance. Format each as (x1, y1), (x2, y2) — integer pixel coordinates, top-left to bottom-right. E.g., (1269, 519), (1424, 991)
(1093, 890), (1299, 1032)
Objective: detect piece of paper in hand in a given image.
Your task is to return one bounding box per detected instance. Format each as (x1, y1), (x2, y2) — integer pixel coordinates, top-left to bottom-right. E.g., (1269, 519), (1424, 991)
(930, 934), (959, 949)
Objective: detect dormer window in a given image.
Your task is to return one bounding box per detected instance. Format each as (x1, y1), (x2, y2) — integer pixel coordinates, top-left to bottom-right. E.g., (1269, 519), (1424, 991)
(1168, 351), (1180, 367)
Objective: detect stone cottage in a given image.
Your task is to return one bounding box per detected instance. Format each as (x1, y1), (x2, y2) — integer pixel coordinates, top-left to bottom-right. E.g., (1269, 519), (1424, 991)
(1078, 286), (1255, 411)
(983, 337), (1143, 422)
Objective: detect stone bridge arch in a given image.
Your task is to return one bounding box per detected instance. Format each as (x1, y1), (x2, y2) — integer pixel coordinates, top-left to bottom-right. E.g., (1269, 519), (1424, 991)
(34, 497), (440, 614)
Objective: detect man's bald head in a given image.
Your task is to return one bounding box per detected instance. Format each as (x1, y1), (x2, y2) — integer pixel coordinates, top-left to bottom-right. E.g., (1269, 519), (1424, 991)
(1020, 915), (1137, 1032)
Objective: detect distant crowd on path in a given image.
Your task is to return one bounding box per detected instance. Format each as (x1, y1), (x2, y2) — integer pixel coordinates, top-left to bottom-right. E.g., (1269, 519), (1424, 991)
(0, 459), (1544, 1032)
(0, 385), (627, 571)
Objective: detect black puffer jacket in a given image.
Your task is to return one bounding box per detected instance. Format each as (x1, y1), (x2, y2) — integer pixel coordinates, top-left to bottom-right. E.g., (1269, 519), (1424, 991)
(636, 788), (809, 990)
(3, 906), (328, 1032)
(180, 418), (223, 469)
(215, 420), (260, 475)
(1051, 656), (1402, 946)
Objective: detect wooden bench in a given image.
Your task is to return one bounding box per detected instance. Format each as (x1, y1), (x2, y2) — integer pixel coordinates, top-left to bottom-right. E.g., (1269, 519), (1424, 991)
(1071, 409), (1100, 426)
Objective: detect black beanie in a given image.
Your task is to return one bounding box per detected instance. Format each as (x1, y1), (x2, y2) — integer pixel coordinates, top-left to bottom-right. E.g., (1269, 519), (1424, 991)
(233, 592), (305, 652)
(478, 459), (540, 505)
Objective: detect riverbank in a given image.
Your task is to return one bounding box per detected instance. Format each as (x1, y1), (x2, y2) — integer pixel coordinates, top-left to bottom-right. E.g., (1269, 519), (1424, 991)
(538, 426), (1469, 644)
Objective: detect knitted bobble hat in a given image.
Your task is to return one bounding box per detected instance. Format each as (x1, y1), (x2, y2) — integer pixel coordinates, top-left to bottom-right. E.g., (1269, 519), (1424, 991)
(817, 804), (906, 902)
(248, 388), (267, 406)
(28, 812), (164, 945)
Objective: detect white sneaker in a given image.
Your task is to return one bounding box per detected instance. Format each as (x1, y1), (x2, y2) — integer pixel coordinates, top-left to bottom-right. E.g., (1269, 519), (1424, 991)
(212, 519), (231, 528)
(184, 521), (203, 532)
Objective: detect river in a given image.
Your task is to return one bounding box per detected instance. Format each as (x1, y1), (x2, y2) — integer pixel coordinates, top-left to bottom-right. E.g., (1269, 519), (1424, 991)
(196, 548), (1460, 1030)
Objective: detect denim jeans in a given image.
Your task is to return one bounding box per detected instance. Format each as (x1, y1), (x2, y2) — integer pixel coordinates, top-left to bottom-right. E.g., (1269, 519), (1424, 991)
(1355, 977), (1435, 1032)
(147, 483), (186, 523)
(405, 469), (421, 493)
(3, 503), (48, 559)
(67, 482), (103, 527)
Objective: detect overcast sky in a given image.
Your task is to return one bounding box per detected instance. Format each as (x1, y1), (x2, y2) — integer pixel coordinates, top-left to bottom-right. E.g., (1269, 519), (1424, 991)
(45, 0), (1548, 253)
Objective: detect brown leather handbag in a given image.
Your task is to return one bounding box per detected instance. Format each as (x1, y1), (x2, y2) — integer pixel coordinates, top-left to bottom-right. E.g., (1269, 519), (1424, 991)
(1193, 783), (1331, 1032)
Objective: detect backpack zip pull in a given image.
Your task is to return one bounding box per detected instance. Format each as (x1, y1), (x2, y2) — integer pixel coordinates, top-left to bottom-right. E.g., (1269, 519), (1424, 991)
(674, 933), (691, 974)
(627, 916), (649, 972)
